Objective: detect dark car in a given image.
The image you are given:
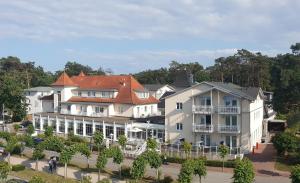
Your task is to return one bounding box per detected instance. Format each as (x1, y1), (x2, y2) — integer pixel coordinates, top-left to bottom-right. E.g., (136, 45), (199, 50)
(21, 120), (32, 128)
(33, 137), (44, 144)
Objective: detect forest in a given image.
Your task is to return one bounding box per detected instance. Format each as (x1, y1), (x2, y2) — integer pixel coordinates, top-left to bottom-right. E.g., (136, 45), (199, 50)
(0, 43), (299, 121)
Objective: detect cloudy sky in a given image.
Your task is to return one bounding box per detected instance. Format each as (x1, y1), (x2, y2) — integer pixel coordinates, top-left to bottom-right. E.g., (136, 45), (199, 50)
(0, 0), (299, 73)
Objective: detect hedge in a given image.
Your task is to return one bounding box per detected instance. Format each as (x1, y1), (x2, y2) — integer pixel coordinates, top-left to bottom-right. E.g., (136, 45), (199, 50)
(11, 164), (26, 171)
(164, 156), (236, 168)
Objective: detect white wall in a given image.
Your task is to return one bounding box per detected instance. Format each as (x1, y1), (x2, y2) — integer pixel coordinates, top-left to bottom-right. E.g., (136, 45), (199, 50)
(133, 104), (158, 118)
(25, 90), (53, 114)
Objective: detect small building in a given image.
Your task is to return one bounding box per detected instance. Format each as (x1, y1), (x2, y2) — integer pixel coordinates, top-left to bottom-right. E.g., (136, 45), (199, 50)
(144, 84), (175, 100)
(24, 87), (54, 114)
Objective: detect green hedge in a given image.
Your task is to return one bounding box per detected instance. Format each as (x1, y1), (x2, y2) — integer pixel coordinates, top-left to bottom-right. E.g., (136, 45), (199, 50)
(164, 156), (236, 168)
(11, 164), (26, 171)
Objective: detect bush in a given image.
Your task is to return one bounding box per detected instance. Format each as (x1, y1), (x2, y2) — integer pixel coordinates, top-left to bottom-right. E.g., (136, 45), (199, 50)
(11, 164), (25, 171)
(290, 164), (300, 183)
(160, 175), (174, 183)
(97, 178), (111, 183)
(11, 144), (22, 155)
(121, 165), (131, 178)
(29, 175), (45, 183)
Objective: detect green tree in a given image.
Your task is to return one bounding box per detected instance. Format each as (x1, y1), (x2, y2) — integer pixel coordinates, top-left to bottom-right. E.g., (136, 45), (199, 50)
(0, 161), (10, 182)
(218, 145), (229, 172)
(182, 141), (192, 158)
(5, 136), (18, 165)
(43, 136), (64, 152)
(44, 126), (54, 137)
(272, 132), (298, 156)
(29, 175), (45, 183)
(147, 138), (157, 151)
(111, 146), (124, 178)
(77, 143), (91, 169)
(131, 155), (147, 182)
(194, 159), (207, 183)
(13, 124), (21, 132)
(93, 131), (104, 154)
(290, 43), (300, 55)
(178, 159), (195, 183)
(290, 164), (300, 183)
(32, 144), (44, 171)
(232, 158), (255, 183)
(117, 135), (127, 151)
(60, 145), (77, 179)
(26, 124), (35, 136)
(56, 61), (106, 77)
(146, 150), (162, 181)
(96, 149), (108, 182)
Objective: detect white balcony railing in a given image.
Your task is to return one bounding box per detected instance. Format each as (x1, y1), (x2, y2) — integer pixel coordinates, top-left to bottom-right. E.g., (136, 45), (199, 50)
(192, 105), (213, 114)
(216, 106), (240, 114)
(193, 124), (214, 133)
(218, 125), (240, 133)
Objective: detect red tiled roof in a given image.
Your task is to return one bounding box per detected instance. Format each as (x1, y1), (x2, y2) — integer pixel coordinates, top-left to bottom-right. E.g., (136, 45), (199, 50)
(52, 72), (78, 87)
(52, 73), (158, 105)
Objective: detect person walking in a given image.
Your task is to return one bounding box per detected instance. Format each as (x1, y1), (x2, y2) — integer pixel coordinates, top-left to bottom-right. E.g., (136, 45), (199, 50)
(48, 158), (53, 173)
(52, 157), (57, 173)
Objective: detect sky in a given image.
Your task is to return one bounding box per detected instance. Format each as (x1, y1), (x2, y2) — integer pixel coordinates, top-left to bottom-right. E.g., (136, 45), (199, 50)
(0, 0), (299, 74)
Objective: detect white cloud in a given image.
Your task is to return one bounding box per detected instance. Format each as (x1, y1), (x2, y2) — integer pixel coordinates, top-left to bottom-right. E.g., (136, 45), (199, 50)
(0, 0), (298, 47)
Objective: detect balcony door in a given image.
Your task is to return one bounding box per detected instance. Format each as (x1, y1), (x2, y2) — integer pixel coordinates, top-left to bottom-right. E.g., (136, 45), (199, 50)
(200, 134), (211, 146)
(224, 97), (237, 106)
(225, 115), (237, 127)
(200, 115), (211, 126)
(225, 136), (237, 147)
(200, 97), (211, 106)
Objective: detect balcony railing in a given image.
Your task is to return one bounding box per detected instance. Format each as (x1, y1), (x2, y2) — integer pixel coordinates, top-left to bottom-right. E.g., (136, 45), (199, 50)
(193, 124), (214, 133)
(218, 125), (240, 133)
(192, 105), (213, 114)
(216, 106), (240, 114)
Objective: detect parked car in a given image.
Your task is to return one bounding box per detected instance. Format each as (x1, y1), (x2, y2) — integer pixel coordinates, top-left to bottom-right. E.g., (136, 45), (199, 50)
(20, 120), (32, 128)
(33, 137), (44, 144)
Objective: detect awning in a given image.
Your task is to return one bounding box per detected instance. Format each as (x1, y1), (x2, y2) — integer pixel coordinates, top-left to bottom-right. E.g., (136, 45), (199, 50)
(128, 127), (143, 132)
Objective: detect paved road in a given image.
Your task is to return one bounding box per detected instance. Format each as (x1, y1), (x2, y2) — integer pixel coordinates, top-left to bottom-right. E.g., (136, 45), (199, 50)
(21, 147), (290, 183)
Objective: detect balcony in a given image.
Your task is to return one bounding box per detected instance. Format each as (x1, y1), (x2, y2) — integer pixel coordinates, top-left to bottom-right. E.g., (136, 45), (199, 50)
(193, 124), (214, 133)
(216, 106), (240, 114)
(218, 125), (240, 133)
(192, 105), (213, 114)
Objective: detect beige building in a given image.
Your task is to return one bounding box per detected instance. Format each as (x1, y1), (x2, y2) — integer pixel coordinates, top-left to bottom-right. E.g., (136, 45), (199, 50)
(165, 82), (264, 153)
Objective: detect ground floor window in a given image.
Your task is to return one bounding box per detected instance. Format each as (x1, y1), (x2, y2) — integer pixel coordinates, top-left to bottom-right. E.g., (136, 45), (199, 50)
(225, 136), (237, 147)
(86, 124), (93, 136)
(68, 122), (74, 133)
(116, 127), (124, 138)
(157, 129), (164, 141)
(95, 124), (103, 133)
(200, 134), (211, 146)
(77, 123), (83, 135)
(35, 119), (40, 130)
(43, 119), (48, 130)
(59, 120), (65, 133)
(50, 120), (56, 131)
(176, 123), (183, 131)
(106, 126), (114, 139)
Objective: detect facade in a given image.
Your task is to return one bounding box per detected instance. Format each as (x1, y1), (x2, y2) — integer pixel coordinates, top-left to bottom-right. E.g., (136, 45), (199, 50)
(165, 82), (264, 153)
(24, 87), (54, 114)
(32, 72), (164, 142)
(144, 84), (175, 99)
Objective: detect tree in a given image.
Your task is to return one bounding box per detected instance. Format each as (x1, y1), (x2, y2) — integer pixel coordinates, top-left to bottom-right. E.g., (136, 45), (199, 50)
(147, 138), (157, 151)
(77, 143), (91, 169)
(117, 135), (127, 151)
(194, 159), (207, 183)
(32, 144), (44, 171)
(290, 164), (300, 183)
(182, 141), (192, 158)
(0, 161), (10, 182)
(44, 136), (64, 152)
(178, 159), (195, 183)
(57, 61), (106, 77)
(111, 146), (124, 178)
(60, 145), (76, 179)
(93, 131), (104, 154)
(44, 126), (54, 137)
(232, 158), (255, 183)
(131, 155), (147, 181)
(218, 145), (229, 172)
(5, 136), (18, 165)
(290, 43), (300, 55)
(29, 175), (45, 183)
(146, 150), (162, 181)
(26, 124), (35, 136)
(96, 149), (108, 181)
(272, 132), (298, 156)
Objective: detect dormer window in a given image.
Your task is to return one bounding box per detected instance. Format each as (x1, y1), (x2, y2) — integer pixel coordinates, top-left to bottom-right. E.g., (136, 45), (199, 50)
(136, 91), (149, 99)
(78, 91), (82, 96)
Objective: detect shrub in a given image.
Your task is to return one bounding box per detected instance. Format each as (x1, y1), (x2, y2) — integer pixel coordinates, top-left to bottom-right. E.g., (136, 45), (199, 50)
(160, 175), (174, 183)
(29, 176), (45, 183)
(121, 165), (131, 178)
(11, 144), (22, 155)
(97, 178), (111, 183)
(272, 132), (298, 156)
(13, 124), (21, 132)
(290, 164), (300, 183)
(11, 164), (25, 171)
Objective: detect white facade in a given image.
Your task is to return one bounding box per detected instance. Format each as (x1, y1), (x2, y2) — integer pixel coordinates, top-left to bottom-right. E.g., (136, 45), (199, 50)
(165, 82), (264, 153)
(24, 87), (54, 114)
(146, 85), (175, 99)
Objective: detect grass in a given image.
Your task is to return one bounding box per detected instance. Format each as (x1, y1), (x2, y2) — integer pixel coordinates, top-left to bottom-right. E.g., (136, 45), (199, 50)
(10, 168), (79, 183)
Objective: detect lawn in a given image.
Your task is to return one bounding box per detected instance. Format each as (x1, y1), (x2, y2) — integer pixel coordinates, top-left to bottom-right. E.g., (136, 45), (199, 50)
(10, 168), (79, 183)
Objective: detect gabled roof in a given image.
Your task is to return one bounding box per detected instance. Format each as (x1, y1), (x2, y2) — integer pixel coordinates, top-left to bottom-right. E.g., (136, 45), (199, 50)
(52, 72), (78, 87)
(144, 84), (175, 91)
(52, 73), (159, 105)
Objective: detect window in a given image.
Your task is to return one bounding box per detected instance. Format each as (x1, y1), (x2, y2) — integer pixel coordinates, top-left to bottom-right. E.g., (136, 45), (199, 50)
(59, 121), (65, 133)
(116, 127), (124, 138)
(68, 122), (74, 133)
(88, 91), (91, 96)
(144, 106), (147, 112)
(51, 120), (56, 131)
(92, 91), (96, 97)
(118, 106), (124, 113)
(200, 134), (211, 146)
(86, 124), (93, 136)
(176, 102), (183, 110)
(225, 115), (237, 126)
(67, 105), (71, 111)
(78, 91), (82, 96)
(77, 123), (83, 135)
(225, 136), (237, 147)
(200, 97), (211, 106)
(176, 123), (183, 131)
(95, 107), (104, 113)
(95, 124), (103, 132)
(43, 119), (48, 129)
(35, 119), (40, 130)
(106, 126), (114, 138)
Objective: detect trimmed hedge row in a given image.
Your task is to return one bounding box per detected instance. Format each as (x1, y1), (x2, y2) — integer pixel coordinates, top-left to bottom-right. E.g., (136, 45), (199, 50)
(164, 156), (236, 168)
(11, 164), (26, 171)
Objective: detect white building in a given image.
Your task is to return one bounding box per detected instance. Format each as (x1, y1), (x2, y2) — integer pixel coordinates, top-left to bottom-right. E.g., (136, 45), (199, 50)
(144, 84), (175, 99)
(164, 82), (265, 153)
(24, 87), (54, 114)
(33, 72), (164, 142)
